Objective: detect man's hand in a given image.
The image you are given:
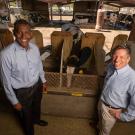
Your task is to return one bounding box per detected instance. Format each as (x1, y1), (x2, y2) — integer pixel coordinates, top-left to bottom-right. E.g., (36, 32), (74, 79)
(14, 103), (22, 111)
(42, 82), (47, 93)
(109, 109), (122, 119)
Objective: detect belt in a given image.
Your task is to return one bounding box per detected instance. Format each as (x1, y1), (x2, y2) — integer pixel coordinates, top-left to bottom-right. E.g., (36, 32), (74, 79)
(27, 83), (37, 89)
(102, 101), (121, 109)
(13, 79), (41, 91)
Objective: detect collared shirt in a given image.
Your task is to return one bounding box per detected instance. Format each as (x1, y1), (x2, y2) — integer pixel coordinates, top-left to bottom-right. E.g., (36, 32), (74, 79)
(0, 41), (46, 105)
(101, 63), (135, 122)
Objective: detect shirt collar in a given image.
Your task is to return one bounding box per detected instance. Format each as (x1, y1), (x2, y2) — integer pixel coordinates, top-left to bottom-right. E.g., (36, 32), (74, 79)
(116, 64), (129, 74)
(14, 41), (32, 51)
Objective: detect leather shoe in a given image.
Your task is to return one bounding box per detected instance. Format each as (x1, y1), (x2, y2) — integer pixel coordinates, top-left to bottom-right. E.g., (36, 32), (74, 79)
(34, 120), (48, 126)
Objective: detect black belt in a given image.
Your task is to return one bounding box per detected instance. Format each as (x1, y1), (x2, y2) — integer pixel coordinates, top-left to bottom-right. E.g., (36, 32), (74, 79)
(102, 101), (121, 109)
(13, 79), (41, 91)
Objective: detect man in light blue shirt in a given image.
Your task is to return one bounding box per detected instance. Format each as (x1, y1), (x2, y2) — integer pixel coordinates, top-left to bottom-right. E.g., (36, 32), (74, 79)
(0, 19), (48, 135)
(98, 44), (135, 135)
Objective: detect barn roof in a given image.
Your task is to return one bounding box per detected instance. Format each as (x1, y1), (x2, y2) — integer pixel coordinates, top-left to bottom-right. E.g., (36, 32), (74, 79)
(37, 0), (135, 7)
(104, 0), (135, 8)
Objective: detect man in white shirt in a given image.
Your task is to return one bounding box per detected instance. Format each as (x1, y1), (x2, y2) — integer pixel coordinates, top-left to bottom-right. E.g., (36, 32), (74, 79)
(0, 19), (48, 135)
(98, 44), (135, 135)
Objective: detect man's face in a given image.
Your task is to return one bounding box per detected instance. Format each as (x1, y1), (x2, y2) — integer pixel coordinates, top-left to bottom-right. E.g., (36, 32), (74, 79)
(15, 24), (32, 48)
(112, 48), (130, 69)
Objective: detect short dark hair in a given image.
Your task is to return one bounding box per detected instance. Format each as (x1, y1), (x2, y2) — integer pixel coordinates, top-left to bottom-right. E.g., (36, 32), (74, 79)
(13, 19), (31, 36)
(112, 43), (131, 55)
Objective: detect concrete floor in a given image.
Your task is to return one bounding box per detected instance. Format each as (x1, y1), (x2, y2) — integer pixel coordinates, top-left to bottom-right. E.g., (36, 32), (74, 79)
(0, 110), (95, 135)
(0, 88), (135, 135)
(0, 101), (135, 135)
(0, 89), (95, 135)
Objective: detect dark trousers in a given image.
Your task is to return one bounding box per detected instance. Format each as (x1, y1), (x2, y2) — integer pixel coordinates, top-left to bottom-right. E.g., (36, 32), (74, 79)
(14, 79), (42, 135)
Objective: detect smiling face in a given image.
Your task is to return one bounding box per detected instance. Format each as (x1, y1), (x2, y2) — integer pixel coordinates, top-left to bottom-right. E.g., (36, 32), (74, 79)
(112, 48), (130, 69)
(15, 24), (32, 48)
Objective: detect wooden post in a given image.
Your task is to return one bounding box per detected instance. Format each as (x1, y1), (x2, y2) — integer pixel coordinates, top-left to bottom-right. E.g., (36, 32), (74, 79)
(60, 43), (64, 87)
(95, 0), (104, 31)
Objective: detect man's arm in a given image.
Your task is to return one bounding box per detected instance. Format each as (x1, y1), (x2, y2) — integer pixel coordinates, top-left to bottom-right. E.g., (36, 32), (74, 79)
(37, 48), (47, 92)
(119, 90), (135, 122)
(110, 85), (135, 122)
(0, 52), (20, 107)
(37, 48), (46, 83)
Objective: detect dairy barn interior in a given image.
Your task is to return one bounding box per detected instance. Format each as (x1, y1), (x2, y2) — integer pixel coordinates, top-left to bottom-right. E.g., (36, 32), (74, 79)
(0, 0), (135, 135)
